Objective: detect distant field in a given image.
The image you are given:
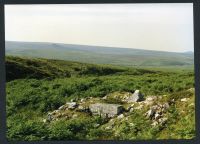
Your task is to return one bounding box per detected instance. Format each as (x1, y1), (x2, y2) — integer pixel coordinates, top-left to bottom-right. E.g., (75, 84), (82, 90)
(6, 56), (195, 141)
(6, 41), (194, 68)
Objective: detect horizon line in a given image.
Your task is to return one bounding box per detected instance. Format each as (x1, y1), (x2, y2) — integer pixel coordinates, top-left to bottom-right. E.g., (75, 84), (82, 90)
(5, 40), (194, 53)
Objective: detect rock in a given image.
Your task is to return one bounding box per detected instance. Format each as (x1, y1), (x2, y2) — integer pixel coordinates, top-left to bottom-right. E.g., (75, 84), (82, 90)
(66, 102), (78, 109)
(154, 113), (161, 120)
(187, 88), (195, 92)
(127, 90), (144, 102)
(89, 103), (123, 118)
(52, 110), (59, 115)
(135, 105), (143, 110)
(102, 96), (107, 100)
(43, 119), (47, 123)
(162, 103), (170, 112)
(151, 121), (159, 126)
(94, 124), (100, 128)
(146, 96), (157, 101)
(105, 126), (112, 130)
(58, 105), (65, 110)
(80, 98), (85, 102)
(158, 117), (168, 125)
(77, 105), (84, 110)
(117, 114), (124, 119)
(146, 108), (155, 119)
(181, 98), (189, 102)
(70, 99), (75, 102)
(189, 103), (194, 107)
(72, 114), (78, 118)
(56, 113), (62, 118)
(126, 106), (132, 111)
(144, 100), (153, 106)
(131, 104), (135, 107)
(129, 108), (134, 112)
(47, 113), (53, 121)
(109, 119), (114, 123)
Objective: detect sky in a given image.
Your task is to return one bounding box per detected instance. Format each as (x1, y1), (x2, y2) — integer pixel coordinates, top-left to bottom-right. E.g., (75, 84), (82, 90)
(5, 4), (193, 52)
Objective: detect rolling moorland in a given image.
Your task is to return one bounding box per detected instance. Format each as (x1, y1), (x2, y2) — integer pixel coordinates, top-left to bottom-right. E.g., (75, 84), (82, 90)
(6, 41), (194, 67)
(6, 54), (195, 141)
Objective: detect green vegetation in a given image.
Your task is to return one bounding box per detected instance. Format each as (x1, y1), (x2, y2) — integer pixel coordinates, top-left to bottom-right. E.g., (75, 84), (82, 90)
(6, 56), (195, 141)
(6, 41), (194, 67)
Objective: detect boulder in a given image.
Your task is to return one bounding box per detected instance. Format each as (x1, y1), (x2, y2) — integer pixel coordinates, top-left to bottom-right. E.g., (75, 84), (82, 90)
(58, 105), (65, 110)
(66, 102), (78, 109)
(89, 103), (123, 118)
(146, 108), (155, 119)
(127, 90), (144, 103)
(129, 108), (134, 112)
(117, 114), (124, 119)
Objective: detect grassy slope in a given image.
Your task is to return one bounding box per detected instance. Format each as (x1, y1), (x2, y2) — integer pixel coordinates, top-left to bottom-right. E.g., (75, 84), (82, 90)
(6, 41), (194, 67)
(6, 56), (195, 141)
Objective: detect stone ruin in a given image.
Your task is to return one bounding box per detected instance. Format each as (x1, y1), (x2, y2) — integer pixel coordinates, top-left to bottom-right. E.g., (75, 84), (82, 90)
(126, 90), (144, 102)
(89, 103), (124, 118)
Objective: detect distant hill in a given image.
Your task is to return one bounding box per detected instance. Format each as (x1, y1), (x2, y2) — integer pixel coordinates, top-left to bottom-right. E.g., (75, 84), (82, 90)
(5, 41), (194, 67)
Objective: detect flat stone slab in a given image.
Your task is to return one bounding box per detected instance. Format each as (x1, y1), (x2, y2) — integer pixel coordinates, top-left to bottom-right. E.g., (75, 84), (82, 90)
(89, 103), (123, 118)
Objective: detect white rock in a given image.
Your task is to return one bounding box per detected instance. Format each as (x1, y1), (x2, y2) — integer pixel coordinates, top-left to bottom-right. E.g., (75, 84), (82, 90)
(94, 124), (100, 128)
(58, 105), (65, 110)
(117, 114), (124, 119)
(154, 113), (161, 120)
(66, 102), (78, 109)
(158, 117), (168, 125)
(146, 109), (155, 118)
(129, 108), (134, 112)
(105, 126), (112, 130)
(181, 98), (189, 102)
(151, 121), (159, 126)
(43, 119), (47, 123)
(72, 114), (78, 118)
(80, 98), (85, 102)
(102, 96), (107, 100)
(146, 96), (157, 101)
(189, 103), (194, 107)
(127, 90), (144, 102)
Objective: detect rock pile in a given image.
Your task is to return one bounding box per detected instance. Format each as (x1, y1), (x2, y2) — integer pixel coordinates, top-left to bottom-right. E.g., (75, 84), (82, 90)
(145, 102), (170, 126)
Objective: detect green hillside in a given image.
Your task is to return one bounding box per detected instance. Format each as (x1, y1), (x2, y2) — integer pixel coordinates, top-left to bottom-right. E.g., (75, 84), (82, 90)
(6, 56), (195, 141)
(6, 41), (194, 67)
